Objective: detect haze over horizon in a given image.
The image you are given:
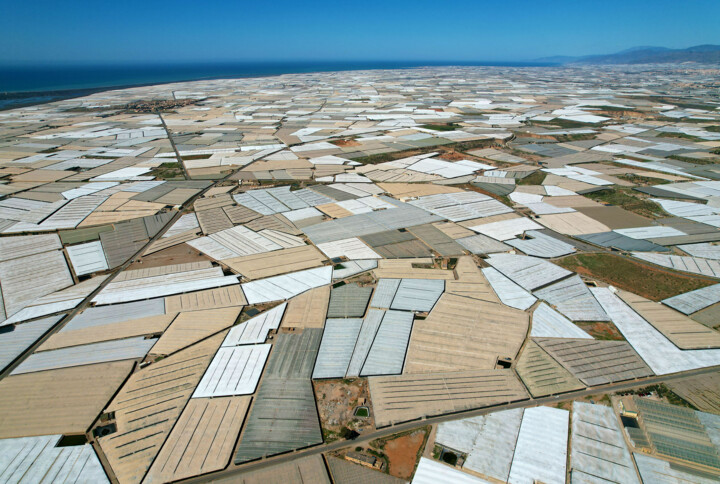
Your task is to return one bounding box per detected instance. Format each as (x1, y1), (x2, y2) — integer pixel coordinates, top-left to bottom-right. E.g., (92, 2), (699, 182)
(3, 0), (720, 65)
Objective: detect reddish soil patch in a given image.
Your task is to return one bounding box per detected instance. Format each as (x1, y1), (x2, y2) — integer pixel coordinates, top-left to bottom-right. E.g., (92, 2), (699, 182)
(330, 138), (361, 147)
(577, 321), (624, 340)
(596, 109), (645, 119)
(519, 132), (557, 141)
(437, 151), (468, 161)
(129, 244), (213, 269)
(378, 429), (427, 479)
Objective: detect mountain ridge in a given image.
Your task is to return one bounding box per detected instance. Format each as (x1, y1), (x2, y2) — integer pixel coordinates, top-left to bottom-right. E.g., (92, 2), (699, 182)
(536, 44), (720, 65)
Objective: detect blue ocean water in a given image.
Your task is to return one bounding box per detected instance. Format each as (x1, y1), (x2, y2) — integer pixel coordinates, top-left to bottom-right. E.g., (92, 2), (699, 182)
(0, 61), (557, 109)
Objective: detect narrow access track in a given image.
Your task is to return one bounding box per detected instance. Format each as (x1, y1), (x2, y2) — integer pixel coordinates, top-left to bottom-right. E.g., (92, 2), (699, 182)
(156, 111), (190, 180)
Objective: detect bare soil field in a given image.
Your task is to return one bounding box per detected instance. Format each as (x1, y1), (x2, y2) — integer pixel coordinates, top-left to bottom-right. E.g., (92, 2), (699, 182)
(557, 253), (716, 300)
(128, 244), (213, 269)
(374, 428), (428, 479)
(577, 321), (625, 340)
(330, 138), (361, 147)
(314, 378), (375, 442)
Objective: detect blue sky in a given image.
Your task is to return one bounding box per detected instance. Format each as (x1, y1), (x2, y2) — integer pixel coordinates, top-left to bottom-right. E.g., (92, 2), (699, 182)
(2, 0), (719, 64)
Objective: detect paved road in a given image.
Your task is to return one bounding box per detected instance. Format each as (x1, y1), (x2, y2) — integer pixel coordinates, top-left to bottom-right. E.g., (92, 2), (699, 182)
(157, 111), (190, 180)
(178, 363), (720, 483)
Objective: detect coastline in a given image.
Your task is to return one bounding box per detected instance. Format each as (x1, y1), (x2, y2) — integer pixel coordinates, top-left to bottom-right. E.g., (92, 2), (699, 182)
(0, 61), (559, 111)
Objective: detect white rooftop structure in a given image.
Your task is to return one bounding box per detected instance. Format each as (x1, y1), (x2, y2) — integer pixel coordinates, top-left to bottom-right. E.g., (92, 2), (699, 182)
(0, 434), (109, 484)
(222, 303), (286, 346)
(192, 344), (271, 398)
(507, 406), (569, 484)
(412, 457), (491, 484)
(241, 266), (332, 304)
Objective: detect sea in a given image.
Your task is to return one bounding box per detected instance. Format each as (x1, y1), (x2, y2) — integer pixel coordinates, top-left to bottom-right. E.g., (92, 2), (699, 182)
(0, 61), (557, 110)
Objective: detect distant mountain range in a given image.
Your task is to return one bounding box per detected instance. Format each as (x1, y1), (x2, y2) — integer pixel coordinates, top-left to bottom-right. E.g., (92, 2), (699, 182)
(537, 45), (720, 65)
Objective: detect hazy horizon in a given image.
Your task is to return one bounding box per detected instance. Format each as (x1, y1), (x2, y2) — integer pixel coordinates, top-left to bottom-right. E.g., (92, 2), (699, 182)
(0, 61), (566, 96)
